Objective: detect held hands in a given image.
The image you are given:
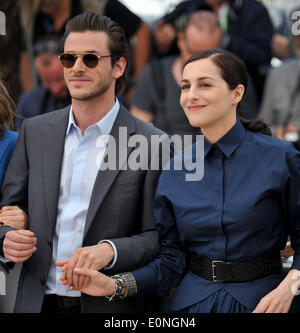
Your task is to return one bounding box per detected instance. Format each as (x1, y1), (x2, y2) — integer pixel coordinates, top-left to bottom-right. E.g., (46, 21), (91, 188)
(56, 242), (114, 292)
(63, 267), (115, 297)
(253, 269), (300, 313)
(0, 206), (28, 229)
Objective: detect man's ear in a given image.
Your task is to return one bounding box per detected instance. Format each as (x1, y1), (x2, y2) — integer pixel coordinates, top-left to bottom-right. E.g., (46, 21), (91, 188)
(113, 57), (127, 79)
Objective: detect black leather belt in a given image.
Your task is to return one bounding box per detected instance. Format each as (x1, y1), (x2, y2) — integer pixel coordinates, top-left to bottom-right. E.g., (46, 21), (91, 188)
(187, 253), (283, 282)
(44, 295), (81, 309)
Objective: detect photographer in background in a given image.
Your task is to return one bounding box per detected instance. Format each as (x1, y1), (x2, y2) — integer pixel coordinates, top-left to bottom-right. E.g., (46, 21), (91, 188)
(16, 34), (70, 129)
(153, 0), (212, 57)
(259, 34), (300, 150)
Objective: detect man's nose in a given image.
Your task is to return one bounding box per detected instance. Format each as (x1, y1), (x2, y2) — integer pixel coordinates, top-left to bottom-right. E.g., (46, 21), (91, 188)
(72, 56), (86, 72)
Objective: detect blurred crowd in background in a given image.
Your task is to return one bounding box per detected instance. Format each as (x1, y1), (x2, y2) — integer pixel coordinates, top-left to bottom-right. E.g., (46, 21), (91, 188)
(0, 0), (300, 146)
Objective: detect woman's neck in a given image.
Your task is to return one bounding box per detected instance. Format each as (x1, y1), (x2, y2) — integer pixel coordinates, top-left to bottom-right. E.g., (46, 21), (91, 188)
(201, 112), (237, 144)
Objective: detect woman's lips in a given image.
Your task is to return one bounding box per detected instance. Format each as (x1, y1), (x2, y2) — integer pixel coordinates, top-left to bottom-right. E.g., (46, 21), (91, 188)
(187, 105), (207, 111)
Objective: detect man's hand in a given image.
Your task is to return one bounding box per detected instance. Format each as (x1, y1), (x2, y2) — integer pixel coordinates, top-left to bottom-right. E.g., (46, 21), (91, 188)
(56, 242), (114, 291)
(3, 230), (37, 263)
(0, 206), (28, 229)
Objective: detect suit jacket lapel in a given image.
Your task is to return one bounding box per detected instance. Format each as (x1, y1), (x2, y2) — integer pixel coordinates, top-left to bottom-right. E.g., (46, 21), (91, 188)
(83, 105), (136, 238)
(43, 106), (70, 234)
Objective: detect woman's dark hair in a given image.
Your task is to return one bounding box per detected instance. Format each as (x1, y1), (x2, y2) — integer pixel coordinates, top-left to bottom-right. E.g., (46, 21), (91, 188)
(61, 12), (129, 95)
(0, 78), (15, 138)
(183, 48), (271, 136)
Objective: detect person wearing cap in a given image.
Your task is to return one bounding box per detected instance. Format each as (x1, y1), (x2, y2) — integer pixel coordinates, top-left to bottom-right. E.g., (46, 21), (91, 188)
(16, 34), (71, 129)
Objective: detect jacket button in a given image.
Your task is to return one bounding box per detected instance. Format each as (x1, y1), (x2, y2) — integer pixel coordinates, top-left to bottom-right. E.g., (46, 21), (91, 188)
(47, 239), (52, 247)
(40, 277), (46, 285)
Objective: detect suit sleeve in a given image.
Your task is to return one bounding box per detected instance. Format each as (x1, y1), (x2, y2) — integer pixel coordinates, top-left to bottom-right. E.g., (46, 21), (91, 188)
(0, 122), (28, 270)
(132, 171), (186, 298)
(107, 132), (171, 273)
(0, 120), (29, 241)
(108, 168), (161, 273)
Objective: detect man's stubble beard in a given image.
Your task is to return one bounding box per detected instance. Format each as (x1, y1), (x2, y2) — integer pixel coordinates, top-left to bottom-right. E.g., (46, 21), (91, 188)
(70, 80), (112, 101)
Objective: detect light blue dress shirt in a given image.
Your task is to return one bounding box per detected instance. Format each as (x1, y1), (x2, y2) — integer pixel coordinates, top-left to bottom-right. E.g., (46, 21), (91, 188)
(46, 100), (119, 296)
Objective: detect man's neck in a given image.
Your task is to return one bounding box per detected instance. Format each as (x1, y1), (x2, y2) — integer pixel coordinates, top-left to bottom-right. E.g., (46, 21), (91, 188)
(71, 94), (116, 136)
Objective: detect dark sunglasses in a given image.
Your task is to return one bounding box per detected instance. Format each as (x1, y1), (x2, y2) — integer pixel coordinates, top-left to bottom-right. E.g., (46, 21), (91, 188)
(59, 52), (112, 68)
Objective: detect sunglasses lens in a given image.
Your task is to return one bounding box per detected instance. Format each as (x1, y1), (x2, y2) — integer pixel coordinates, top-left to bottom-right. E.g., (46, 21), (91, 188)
(60, 54), (76, 68)
(83, 54), (99, 68)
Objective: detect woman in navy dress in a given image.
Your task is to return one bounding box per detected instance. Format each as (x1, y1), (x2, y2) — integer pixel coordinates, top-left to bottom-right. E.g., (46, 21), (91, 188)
(60, 49), (300, 313)
(0, 79), (27, 231)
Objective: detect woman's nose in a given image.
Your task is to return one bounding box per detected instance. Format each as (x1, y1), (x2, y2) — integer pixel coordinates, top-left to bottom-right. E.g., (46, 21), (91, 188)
(188, 86), (200, 101)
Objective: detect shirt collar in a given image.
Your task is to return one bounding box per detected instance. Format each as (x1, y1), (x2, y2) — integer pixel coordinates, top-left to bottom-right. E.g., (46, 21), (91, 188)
(66, 99), (120, 136)
(204, 118), (246, 158)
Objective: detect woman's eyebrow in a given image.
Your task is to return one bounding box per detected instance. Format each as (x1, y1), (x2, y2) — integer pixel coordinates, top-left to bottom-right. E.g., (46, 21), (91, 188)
(197, 76), (216, 81)
(181, 76), (216, 83)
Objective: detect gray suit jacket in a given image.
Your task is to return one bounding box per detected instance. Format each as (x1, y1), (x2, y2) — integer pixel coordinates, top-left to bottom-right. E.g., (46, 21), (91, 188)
(0, 104), (166, 313)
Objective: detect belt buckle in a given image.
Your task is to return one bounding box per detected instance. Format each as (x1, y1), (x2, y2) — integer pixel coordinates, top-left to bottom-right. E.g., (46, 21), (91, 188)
(212, 260), (225, 282)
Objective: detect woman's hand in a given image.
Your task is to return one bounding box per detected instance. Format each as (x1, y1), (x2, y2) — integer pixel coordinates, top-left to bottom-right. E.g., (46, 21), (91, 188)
(253, 269), (300, 313)
(0, 206), (28, 229)
(60, 267), (116, 297)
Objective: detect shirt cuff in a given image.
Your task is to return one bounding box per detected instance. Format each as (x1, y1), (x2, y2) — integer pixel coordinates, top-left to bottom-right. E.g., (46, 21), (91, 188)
(97, 240), (117, 270)
(0, 256), (9, 263)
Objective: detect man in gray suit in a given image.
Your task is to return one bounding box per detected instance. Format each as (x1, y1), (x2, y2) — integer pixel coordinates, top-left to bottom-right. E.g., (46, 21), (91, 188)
(0, 12), (165, 313)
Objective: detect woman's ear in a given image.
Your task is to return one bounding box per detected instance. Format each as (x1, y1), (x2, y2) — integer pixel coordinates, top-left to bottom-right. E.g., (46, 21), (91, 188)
(233, 84), (245, 105)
